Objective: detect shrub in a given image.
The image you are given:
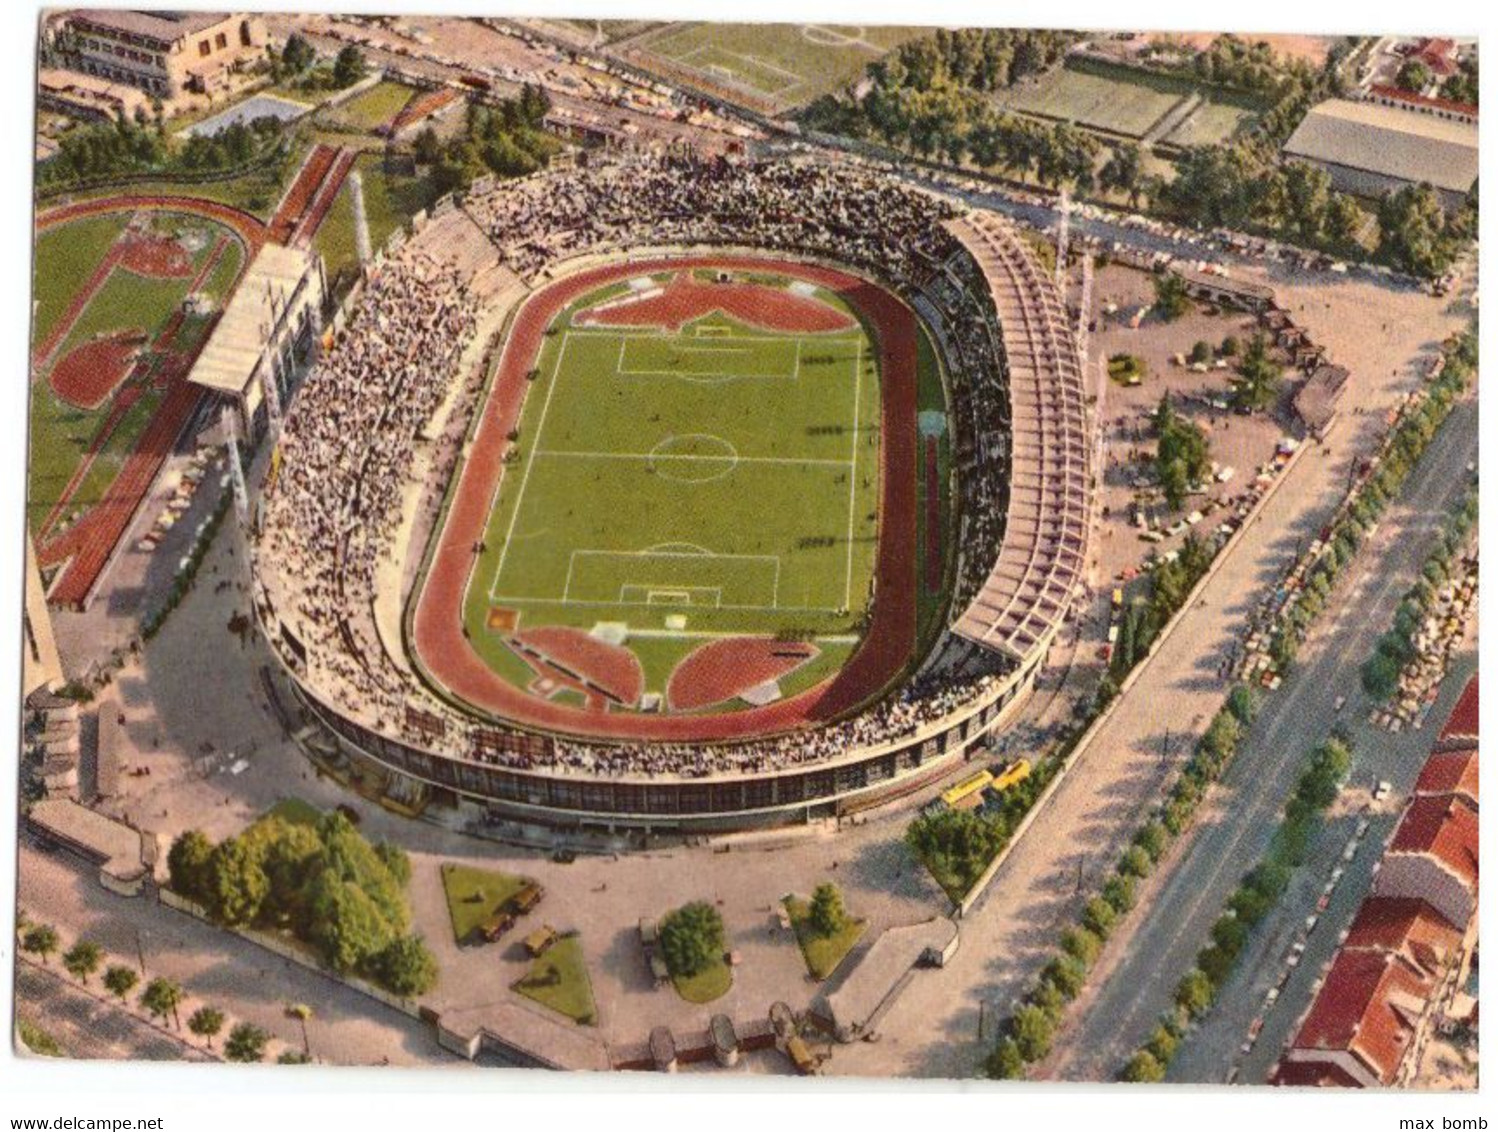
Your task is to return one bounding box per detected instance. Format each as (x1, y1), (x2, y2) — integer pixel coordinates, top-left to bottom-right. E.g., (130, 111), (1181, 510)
(1121, 1049), (1165, 1083)
(1010, 1004), (1054, 1062)
(1103, 874), (1137, 915)
(1146, 1022), (1179, 1064)
(1082, 896), (1118, 939)
(1060, 927), (1103, 967)
(987, 1037), (1026, 1079)
(1043, 954), (1087, 1000)
(1119, 845), (1153, 879)
(1176, 969), (1213, 1019)
(1134, 821), (1170, 863)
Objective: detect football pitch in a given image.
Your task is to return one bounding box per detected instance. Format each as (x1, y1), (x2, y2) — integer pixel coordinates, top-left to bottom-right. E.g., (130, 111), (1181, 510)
(461, 275), (885, 697)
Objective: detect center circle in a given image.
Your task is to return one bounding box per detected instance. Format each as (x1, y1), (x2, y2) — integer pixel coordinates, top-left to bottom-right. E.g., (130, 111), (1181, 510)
(647, 433), (739, 483)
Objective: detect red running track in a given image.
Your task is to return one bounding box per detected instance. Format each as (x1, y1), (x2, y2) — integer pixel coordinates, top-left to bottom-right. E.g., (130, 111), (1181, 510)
(577, 270), (857, 334)
(666, 637), (819, 712)
(270, 144), (338, 245)
(412, 255), (919, 743)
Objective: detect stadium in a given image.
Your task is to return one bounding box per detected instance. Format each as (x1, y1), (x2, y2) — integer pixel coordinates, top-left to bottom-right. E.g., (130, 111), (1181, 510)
(250, 154), (1091, 832)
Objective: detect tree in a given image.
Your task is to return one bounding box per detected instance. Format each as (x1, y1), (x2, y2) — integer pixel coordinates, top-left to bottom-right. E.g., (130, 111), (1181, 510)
(372, 935), (438, 998)
(1154, 394), (1211, 510)
(1121, 1049), (1166, 1082)
(1119, 846), (1153, 879)
(103, 964), (139, 1003)
(62, 940), (103, 985)
(167, 830), (215, 903)
(1043, 954), (1086, 999)
(332, 45), (367, 89)
(413, 126), (442, 166)
(1362, 650), (1403, 701)
(140, 977), (184, 1029)
(1377, 184), (1456, 279)
(1234, 332), (1283, 413)
(659, 901), (725, 978)
(1396, 59), (1432, 93)
(21, 924), (59, 965)
(205, 836), (269, 926)
(1010, 1004), (1054, 1062)
(1227, 685), (1258, 725)
(306, 873), (396, 974)
(1175, 968), (1214, 1019)
(808, 882), (849, 937)
(987, 1037), (1026, 1079)
(1082, 896), (1118, 939)
(224, 1022), (269, 1063)
(188, 1006), (225, 1048)
(281, 34), (316, 74)
(1134, 821), (1170, 863)
(1153, 272), (1190, 321)
(1188, 340), (1212, 365)
(1100, 141), (1144, 205)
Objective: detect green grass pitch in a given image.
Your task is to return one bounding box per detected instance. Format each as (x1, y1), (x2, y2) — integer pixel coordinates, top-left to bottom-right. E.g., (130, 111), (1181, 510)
(460, 276), (885, 702)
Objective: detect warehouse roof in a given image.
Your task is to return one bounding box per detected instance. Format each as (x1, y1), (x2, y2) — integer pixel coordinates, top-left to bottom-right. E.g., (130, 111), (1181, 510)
(1283, 99), (1478, 197)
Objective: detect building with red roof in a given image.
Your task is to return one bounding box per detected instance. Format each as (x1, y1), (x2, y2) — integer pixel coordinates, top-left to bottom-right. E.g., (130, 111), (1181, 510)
(1375, 794), (1478, 931)
(1414, 749), (1478, 810)
(1343, 897), (1464, 980)
(1273, 948), (1435, 1087)
(1438, 675), (1479, 749)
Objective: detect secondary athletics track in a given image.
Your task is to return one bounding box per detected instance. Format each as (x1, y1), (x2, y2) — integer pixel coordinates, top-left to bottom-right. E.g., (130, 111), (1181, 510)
(32, 196), (264, 607)
(412, 254), (920, 744)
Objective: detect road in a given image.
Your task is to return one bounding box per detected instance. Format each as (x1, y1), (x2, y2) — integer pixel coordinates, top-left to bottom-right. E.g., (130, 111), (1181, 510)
(15, 960), (212, 1063)
(15, 839), (459, 1069)
(826, 266), (1468, 1078)
(1044, 396), (1478, 1080)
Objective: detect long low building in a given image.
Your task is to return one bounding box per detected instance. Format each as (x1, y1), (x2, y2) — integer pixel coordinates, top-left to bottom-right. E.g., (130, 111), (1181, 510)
(1282, 98), (1478, 212)
(944, 212), (1089, 667)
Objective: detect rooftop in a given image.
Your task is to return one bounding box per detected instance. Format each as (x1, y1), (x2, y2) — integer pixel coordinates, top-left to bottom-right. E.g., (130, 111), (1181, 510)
(944, 213), (1090, 664)
(1289, 947), (1429, 1085)
(1343, 896), (1464, 978)
(1283, 98), (1478, 197)
(1414, 748), (1478, 808)
(1438, 674), (1479, 746)
(69, 10), (230, 42)
(189, 244), (316, 398)
(1388, 792), (1479, 889)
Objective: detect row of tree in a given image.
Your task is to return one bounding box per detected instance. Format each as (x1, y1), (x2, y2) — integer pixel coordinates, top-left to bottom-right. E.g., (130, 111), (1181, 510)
(1122, 735), (1351, 1081)
(167, 811), (437, 997)
(40, 110), (288, 187)
(17, 917), (282, 1062)
(1272, 324), (1476, 679)
(986, 688), (1260, 1078)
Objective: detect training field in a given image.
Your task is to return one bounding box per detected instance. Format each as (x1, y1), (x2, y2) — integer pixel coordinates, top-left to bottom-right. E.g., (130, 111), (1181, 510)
(29, 208), (243, 538)
(628, 22), (923, 112)
(461, 268), (883, 707)
(998, 61), (1262, 144)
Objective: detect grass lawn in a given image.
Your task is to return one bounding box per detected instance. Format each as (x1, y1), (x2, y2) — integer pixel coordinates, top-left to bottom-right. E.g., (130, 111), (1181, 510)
(639, 22), (924, 110)
(440, 862), (533, 944)
(31, 214), (128, 350)
(264, 798), (323, 827)
(313, 178), (360, 289)
(354, 151), (438, 251)
(332, 81), (418, 133)
(784, 895), (867, 980)
(671, 955), (733, 1004)
(513, 934), (597, 1024)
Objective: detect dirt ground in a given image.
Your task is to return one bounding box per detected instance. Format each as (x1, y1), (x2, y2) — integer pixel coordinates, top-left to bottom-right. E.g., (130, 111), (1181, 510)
(1085, 263), (1293, 590)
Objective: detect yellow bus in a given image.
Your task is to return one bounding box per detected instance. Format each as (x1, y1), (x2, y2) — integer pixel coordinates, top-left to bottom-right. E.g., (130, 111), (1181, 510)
(941, 769), (994, 808)
(992, 758), (1032, 793)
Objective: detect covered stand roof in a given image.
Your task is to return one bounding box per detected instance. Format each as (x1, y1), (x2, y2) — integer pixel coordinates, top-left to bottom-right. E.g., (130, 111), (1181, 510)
(944, 212), (1090, 665)
(189, 243), (315, 399)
